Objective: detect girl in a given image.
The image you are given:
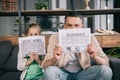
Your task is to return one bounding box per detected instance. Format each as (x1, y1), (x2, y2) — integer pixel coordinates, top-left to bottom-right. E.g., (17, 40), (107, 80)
(17, 22), (44, 80)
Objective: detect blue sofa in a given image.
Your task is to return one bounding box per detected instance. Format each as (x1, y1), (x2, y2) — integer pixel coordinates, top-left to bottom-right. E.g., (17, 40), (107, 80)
(0, 40), (120, 80)
(0, 41), (21, 80)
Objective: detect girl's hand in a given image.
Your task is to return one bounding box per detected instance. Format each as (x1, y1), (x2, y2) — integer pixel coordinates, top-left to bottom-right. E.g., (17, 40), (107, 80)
(33, 53), (42, 65)
(25, 53), (34, 67)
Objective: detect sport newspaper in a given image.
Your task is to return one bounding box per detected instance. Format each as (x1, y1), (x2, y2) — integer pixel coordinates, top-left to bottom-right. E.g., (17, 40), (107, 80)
(18, 36), (46, 57)
(59, 28), (91, 53)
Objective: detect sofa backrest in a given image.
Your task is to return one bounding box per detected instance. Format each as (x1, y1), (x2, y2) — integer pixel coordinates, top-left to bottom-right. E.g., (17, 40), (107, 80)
(3, 46), (19, 71)
(0, 41), (13, 70)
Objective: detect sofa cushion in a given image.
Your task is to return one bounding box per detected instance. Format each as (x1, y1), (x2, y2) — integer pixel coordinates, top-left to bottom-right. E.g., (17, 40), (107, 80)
(0, 41), (13, 70)
(0, 71), (21, 80)
(3, 46), (19, 71)
(0, 71), (4, 76)
(110, 58), (120, 80)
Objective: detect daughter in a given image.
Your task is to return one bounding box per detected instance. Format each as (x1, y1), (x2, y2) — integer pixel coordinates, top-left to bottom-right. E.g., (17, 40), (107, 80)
(17, 22), (44, 80)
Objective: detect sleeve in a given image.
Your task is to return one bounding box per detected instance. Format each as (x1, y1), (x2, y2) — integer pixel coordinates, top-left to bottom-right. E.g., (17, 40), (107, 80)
(17, 51), (28, 71)
(91, 34), (107, 57)
(43, 34), (57, 61)
(42, 34), (69, 67)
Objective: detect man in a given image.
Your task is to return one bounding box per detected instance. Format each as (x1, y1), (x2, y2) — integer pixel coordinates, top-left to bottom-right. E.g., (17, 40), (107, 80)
(43, 12), (112, 80)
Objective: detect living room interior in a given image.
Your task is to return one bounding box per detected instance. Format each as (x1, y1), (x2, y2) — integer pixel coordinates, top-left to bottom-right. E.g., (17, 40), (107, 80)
(0, 0), (120, 80)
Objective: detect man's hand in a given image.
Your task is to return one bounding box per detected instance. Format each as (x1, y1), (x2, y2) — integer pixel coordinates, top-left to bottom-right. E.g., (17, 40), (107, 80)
(87, 44), (97, 58)
(53, 44), (63, 61)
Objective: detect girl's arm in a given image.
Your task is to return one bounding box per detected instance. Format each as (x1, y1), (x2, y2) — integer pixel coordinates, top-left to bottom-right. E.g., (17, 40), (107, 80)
(17, 52), (28, 71)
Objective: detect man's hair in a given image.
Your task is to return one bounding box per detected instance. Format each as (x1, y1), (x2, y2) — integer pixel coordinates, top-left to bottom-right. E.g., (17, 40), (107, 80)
(64, 11), (82, 22)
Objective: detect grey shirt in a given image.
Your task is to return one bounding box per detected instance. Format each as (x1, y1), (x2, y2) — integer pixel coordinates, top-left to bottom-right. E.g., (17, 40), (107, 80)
(64, 52), (82, 73)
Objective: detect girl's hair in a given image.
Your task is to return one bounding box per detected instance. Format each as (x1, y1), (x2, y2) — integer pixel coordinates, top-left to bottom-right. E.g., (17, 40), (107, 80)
(25, 22), (41, 35)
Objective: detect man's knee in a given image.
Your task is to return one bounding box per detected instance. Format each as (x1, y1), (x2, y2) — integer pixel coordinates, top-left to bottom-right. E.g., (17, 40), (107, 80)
(44, 66), (56, 74)
(99, 65), (113, 78)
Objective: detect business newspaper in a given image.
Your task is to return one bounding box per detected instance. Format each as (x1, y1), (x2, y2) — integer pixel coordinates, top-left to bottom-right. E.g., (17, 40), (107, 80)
(59, 28), (91, 53)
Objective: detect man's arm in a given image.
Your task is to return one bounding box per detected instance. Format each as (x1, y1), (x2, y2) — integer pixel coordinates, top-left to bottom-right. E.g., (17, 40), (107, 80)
(43, 57), (57, 68)
(43, 34), (58, 69)
(93, 54), (109, 65)
(89, 35), (109, 66)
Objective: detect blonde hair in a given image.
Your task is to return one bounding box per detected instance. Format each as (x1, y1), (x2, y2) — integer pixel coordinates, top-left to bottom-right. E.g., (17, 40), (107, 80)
(25, 22), (41, 35)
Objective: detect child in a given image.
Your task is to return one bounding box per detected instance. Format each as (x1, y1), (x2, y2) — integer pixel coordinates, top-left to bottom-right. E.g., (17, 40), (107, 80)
(17, 22), (44, 80)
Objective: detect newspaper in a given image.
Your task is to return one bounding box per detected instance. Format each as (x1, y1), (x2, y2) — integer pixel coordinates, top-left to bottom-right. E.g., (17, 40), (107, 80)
(59, 28), (91, 53)
(18, 36), (46, 57)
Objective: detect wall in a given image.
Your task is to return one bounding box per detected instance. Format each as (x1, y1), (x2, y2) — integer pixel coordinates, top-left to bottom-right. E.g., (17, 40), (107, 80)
(94, 0), (114, 30)
(0, 17), (16, 36)
(0, 0), (36, 36)
(0, 0), (114, 36)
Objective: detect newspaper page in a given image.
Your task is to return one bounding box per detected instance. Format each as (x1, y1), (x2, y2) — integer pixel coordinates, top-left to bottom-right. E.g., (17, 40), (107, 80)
(19, 36), (46, 57)
(59, 28), (91, 53)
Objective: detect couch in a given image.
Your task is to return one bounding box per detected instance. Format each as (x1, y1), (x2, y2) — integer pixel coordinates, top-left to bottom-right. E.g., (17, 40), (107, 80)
(0, 41), (22, 80)
(0, 40), (120, 80)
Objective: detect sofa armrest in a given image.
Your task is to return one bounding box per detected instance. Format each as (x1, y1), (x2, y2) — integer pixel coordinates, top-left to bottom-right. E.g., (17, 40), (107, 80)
(109, 58), (120, 80)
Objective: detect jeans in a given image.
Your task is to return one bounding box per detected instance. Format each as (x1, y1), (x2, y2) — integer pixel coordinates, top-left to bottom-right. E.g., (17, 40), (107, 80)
(24, 78), (43, 80)
(44, 65), (112, 80)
